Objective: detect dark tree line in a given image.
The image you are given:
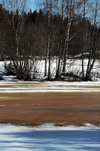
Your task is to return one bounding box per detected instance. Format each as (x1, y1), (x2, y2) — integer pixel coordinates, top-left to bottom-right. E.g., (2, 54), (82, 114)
(0, 0), (100, 81)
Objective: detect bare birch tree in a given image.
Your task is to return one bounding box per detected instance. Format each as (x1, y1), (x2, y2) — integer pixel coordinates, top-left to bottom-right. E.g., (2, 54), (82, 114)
(45, 0), (51, 79)
(62, 0), (76, 73)
(85, 0), (100, 80)
(2, 0), (35, 80)
(55, 0), (64, 79)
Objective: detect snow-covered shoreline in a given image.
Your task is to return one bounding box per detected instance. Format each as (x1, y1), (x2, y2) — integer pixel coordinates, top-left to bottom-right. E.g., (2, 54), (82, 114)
(0, 123), (100, 133)
(0, 59), (100, 82)
(0, 123), (100, 151)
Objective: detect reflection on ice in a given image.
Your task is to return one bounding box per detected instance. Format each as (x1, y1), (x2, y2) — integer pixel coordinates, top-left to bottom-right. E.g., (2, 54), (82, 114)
(0, 124), (100, 151)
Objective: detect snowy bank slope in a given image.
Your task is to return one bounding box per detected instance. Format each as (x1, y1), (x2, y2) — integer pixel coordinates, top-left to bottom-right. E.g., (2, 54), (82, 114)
(0, 124), (100, 151)
(0, 59), (100, 81)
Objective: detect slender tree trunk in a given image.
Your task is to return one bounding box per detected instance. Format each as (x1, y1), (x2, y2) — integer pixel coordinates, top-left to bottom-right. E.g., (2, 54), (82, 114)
(44, 0), (52, 80)
(62, 0), (75, 73)
(82, 0), (86, 79)
(56, 0), (64, 79)
(62, 18), (71, 73)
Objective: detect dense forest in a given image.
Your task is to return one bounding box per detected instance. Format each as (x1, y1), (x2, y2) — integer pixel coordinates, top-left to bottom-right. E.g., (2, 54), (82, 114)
(0, 0), (100, 81)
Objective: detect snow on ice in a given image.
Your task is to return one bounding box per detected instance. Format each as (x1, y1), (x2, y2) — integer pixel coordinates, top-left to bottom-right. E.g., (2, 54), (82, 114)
(0, 124), (100, 151)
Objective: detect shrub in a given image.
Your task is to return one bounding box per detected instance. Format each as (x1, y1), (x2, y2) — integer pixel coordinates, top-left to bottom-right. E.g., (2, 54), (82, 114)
(4, 62), (16, 76)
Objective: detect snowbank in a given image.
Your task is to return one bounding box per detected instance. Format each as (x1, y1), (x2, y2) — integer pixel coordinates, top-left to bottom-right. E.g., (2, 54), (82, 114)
(0, 59), (100, 81)
(0, 124), (100, 151)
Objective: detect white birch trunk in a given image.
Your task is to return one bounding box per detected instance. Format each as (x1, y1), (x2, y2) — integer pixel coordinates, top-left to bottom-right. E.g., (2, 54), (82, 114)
(63, 0), (75, 73)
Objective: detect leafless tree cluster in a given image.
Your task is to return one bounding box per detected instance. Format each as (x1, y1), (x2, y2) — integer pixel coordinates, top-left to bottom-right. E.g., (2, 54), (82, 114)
(0, 0), (100, 81)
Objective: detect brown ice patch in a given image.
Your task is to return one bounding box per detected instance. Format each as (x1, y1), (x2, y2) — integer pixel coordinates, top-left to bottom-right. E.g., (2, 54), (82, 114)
(0, 92), (100, 126)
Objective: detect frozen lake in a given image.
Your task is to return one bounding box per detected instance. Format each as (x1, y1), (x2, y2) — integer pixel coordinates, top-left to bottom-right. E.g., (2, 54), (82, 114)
(0, 124), (100, 151)
(0, 82), (100, 150)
